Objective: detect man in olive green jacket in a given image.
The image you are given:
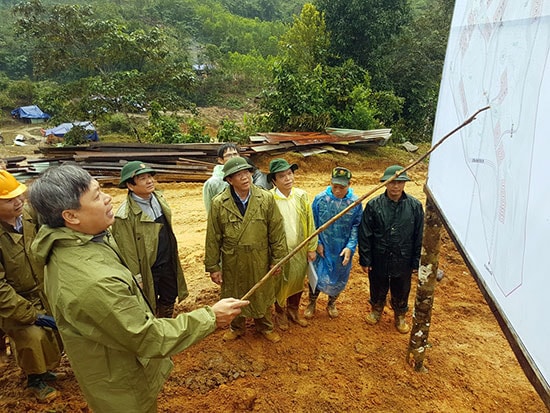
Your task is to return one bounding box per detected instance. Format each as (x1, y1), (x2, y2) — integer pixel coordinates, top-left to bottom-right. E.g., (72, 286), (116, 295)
(0, 171), (63, 401)
(205, 156), (287, 343)
(111, 161), (188, 318)
(29, 164), (248, 412)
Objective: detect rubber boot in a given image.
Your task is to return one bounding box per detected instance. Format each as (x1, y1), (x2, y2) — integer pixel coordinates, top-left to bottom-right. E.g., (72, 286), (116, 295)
(304, 299), (316, 319)
(327, 297), (339, 318)
(287, 307), (308, 327)
(366, 310), (381, 325)
(274, 302), (289, 330)
(366, 304), (384, 325)
(395, 314), (410, 334)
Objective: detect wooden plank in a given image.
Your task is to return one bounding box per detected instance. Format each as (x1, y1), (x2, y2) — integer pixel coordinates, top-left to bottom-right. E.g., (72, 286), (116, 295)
(249, 143), (294, 153)
(298, 147), (327, 157)
(320, 145), (349, 155)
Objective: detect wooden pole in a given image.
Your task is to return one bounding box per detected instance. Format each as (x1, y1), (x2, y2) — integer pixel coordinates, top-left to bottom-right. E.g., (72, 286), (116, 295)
(241, 106), (490, 300)
(406, 195), (442, 372)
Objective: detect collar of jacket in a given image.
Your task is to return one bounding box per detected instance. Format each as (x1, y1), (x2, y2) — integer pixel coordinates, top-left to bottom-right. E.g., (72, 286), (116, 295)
(219, 185), (263, 217)
(117, 191), (163, 221)
(383, 190), (409, 203)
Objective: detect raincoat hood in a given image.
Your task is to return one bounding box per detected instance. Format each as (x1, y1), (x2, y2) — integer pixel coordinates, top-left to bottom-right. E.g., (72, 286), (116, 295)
(31, 225), (96, 268)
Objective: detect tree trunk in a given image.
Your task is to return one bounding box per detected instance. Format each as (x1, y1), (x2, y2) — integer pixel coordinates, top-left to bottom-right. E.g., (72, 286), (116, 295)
(406, 193), (442, 372)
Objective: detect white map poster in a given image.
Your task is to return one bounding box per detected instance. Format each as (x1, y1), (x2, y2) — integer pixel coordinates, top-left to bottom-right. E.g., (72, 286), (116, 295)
(427, 0), (550, 395)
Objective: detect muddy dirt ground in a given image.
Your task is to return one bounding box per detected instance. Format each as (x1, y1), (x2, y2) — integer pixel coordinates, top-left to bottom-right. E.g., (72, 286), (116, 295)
(0, 125), (547, 412)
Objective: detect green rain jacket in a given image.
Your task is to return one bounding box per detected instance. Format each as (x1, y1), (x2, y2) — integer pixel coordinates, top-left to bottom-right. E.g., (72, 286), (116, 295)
(205, 185), (287, 318)
(0, 206), (46, 325)
(0, 205), (61, 373)
(111, 191), (188, 313)
(31, 226), (216, 413)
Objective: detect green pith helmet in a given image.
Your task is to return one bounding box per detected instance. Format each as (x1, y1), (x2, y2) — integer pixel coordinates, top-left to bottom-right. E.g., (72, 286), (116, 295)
(267, 158), (298, 182)
(118, 161), (156, 188)
(222, 156), (254, 181)
(380, 165), (410, 182)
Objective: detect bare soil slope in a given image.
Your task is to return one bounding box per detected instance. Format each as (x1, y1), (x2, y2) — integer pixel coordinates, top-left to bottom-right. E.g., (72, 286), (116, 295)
(0, 145), (546, 412)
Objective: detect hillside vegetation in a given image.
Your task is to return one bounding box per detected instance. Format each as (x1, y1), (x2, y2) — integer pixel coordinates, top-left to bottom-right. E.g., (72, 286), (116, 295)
(0, 0), (455, 143)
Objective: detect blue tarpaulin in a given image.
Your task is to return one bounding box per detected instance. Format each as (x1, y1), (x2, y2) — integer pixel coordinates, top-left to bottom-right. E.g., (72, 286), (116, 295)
(43, 121), (99, 141)
(11, 105), (51, 119)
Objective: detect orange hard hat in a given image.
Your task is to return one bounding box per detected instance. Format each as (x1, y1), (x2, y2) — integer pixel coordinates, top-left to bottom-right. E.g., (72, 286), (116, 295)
(0, 170), (27, 199)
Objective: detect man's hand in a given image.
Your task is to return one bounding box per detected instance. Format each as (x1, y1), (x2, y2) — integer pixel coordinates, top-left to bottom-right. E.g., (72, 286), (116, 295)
(340, 248), (352, 266)
(210, 271), (223, 285)
(316, 244), (324, 258)
(307, 251), (317, 262)
(361, 266), (371, 274)
(211, 298), (249, 328)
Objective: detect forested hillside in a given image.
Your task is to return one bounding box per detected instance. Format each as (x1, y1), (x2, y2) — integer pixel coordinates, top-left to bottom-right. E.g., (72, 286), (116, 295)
(0, 0), (455, 143)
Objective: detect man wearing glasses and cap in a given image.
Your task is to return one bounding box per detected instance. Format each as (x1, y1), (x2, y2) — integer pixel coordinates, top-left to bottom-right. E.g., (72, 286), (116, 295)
(203, 143), (240, 213)
(205, 156), (287, 343)
(111, 161), (188, 318)
(306, 167), (363, 319)
(358, 165), (424, 334)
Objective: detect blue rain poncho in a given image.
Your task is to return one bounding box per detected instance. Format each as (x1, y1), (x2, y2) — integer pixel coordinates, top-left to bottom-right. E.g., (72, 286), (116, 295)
(311, 186), (362, 296)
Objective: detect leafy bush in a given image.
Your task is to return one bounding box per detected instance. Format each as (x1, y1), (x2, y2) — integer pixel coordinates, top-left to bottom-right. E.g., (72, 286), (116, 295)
(63, 125), (90, 146)
(100, 113), (136, 135)
(145, 103), (210, 143)
(216, 118), (248, 143)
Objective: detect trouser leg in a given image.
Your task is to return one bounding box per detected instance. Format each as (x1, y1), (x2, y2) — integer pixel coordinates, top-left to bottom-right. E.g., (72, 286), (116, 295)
(390, 273), (412, 315)
(287, 291), (302, 311)
(152, 264), (178, 317)
(254, 311), (274, 334)
(368, 269), (389, 311)
(152, 265), (178, 307)
(4, 324), (61, 375)
(230, 315), (246, 333)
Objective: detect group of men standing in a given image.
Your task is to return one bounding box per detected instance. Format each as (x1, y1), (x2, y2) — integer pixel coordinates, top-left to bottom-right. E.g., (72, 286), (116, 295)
(0, 147), (423, 410)
(203, 145), (424, 343)
(0, 161), (248, 410)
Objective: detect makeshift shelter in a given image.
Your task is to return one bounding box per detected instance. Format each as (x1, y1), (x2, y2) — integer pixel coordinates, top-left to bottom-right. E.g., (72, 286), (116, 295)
(42, 121), (99, 142)
(11, 105), (51, 123)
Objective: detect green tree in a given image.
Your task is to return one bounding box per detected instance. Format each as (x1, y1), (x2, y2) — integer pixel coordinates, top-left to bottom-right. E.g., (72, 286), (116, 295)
(376, 0), (454, 141)
(13, 0), (169, 80)
(315, 0), (411, 78)
(263, 4), (402, 132)
(278, 3), (330, 71)
(12, 0), (198, 141)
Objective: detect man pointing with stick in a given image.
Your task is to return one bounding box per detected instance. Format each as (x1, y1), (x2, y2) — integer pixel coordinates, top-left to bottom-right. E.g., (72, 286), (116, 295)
(29, 164), (248, 412)
(238, 107), (490, 307)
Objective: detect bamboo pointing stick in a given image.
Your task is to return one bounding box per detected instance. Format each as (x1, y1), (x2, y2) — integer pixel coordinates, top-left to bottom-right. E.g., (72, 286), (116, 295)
(241, 106), (490, 300)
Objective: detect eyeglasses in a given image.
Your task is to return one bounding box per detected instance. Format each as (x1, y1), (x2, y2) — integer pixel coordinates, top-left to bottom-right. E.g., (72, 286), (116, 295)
(332, 167), (351, 180)
(223, 151), (239, 160)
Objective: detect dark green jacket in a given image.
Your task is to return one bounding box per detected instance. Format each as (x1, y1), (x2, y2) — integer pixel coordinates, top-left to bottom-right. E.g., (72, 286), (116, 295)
(205, 185), (287, 317)
(111, 191), (188, 312)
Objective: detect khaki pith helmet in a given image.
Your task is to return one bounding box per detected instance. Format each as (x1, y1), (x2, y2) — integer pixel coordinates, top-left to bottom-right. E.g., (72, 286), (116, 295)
(222, 156), (254, 181)
(119, 161), (156, 188)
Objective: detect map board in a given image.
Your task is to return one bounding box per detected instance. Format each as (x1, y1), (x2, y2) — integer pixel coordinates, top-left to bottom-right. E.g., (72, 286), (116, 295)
(426, 0), (550, 403)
